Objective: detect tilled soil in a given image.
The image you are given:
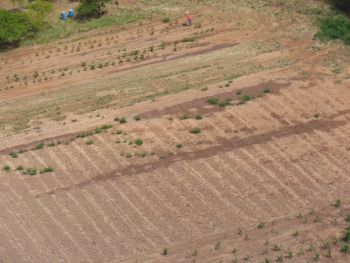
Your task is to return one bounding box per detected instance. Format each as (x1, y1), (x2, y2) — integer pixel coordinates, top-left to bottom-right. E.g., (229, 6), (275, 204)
(0, 0), (350, 262)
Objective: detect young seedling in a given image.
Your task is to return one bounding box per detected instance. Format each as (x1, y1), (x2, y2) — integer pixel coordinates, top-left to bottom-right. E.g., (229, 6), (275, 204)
(135, 139), (143, 146)
(9, 151), (18, 158)
(207, 97), (219, 105)
(257, 222), (265, 229)
(40, 167), (54, 174)
(16, 166), (24, 171)
(263, 87), (271, 94)
(119, 117), (127, 124)
(85, 140), (94, 145)
(341, 244), (349, 253)
(190, 127), (201, 134)
(162, 248), (168, 256)
(3, 165), (11, 172)
(334, 199), (341, 208)
(133, 115), (141, 121)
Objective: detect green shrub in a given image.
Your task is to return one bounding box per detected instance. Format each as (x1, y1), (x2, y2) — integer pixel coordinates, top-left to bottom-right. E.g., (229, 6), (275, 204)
(0, 9), (35, 48)
(77, 0), (112, 18)
(40, 167), (54, 174)
(190, 127), (201, 134)
(162, 16), (171, 23)
(316, 13), (350, 45)
(24, 168), (37, 176)
(9, 151), (18, 158)
(135, 139), (143, 145)
(239, 95), (253, 104)
(207, 97), (219, 105)
(3, 165), (11, 172)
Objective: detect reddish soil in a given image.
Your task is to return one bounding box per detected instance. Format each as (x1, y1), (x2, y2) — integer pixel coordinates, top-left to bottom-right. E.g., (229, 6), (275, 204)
(0, 0), (350, 262)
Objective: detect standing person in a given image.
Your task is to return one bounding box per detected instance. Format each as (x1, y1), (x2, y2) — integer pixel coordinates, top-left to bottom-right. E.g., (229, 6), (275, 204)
(185, 11), (192, 26)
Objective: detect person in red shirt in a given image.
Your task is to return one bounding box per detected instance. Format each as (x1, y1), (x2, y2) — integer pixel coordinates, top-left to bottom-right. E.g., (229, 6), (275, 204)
(185, 11), (192, 26)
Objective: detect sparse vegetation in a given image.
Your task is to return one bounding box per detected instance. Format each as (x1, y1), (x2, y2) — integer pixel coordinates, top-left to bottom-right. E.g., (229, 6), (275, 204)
(316, 12), (350, 46)
(162, 248), (168, 256)
(190, 127), (201, 134)
(40, 167), (54, 174)
(3, 165), (11, 172)
(135, 139), (143, 145)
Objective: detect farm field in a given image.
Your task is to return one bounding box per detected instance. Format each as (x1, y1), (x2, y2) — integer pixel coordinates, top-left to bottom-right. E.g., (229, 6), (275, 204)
(1, 0), (350, 262)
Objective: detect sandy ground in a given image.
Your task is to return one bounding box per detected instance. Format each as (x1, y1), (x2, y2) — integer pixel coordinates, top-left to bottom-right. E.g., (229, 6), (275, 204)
(0, 0), (350, 262)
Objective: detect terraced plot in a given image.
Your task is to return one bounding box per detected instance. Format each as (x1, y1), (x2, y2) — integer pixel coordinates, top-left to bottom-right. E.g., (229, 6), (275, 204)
(0, 0), (350, 262)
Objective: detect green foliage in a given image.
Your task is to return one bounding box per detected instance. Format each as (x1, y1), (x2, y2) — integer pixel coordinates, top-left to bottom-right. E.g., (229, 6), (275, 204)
(77, 0), (112, 18)
(3, 165), (11, 172)
(190, 127), (201, 134)
(332, 0), (350, 11)
(0, 9), (35, 47)
(40, 167), (54, 174)
(134, 139), (143, 145)
(316, 13), (350, 45)
(27, 0), (53, 30)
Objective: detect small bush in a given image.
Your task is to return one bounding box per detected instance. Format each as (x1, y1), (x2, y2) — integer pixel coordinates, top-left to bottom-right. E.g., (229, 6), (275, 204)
(86, 140), (94, 145)
(239, 95), (253, 104)
(34, 143), (44, 150)
(182, 37), (195, 42)
(77, 0), (112, 18)
(24, 168), (37, 176)
(257, 222), (265, 229)
(15, 166), (23, 171)
(195, 114), (203, 120)
(135, 139), (143, 145)
(119, 117), (127, 124)
(263, 87), (271, 93)
(40, 167), (54, 174)
(190, 127), (201, 134)
(162, 17), (171, 23)
(341, 244), (349, 253)
(133, 115), (141, 121)
(180, 114), (189, 120)
(214, 241), (221, 250)
(343, 229), (350, 243)
(334, 199), (341, 208)
(316, 13), (350, 46)
(3, 165), (11, 172)
(9, 151), (18, 158)
(207, 97), (219, 105)
(162, 248), (168, 256)
(176, 143), (183, 148)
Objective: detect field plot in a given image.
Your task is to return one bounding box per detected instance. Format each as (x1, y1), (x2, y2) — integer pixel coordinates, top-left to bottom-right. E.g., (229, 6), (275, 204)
(1, 0), (350, 262)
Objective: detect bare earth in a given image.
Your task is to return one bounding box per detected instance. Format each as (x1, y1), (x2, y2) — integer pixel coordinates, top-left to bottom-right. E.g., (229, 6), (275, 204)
(0, 0), (350, 262)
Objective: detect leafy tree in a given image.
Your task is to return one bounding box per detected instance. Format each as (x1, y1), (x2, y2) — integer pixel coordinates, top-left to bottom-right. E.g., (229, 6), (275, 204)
(77, 0), (112, 18)
(332, 0), (350, 11)
(0, 9), (35, 47)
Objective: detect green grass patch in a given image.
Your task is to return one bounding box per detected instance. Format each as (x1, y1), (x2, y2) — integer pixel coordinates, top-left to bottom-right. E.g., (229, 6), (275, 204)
(239, 95), (253, 104)
(315, 12), (350, 45)
(22, 8), (153, 46)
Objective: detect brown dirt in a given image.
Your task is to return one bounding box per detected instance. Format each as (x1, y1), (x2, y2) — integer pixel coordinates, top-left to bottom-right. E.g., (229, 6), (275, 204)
(1, 0), (350, 262)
